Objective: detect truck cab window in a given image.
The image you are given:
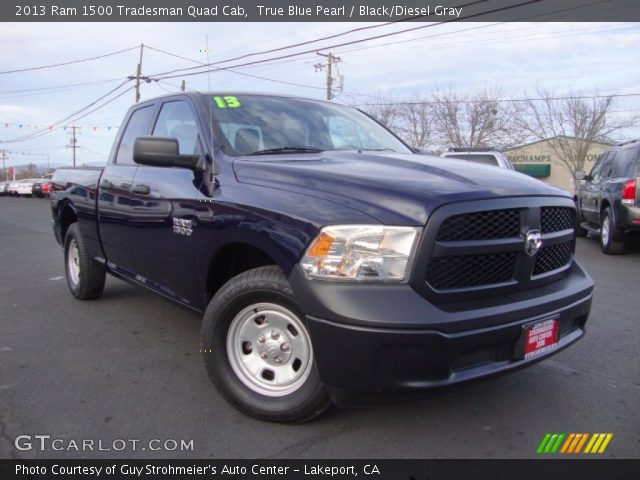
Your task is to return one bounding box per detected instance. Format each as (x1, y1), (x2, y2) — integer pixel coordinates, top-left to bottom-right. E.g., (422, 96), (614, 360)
(153, 101), (201, 155)
(115, 105), (154, 165)
(599, 152), (617, 180)
(589, 153), (607, 182)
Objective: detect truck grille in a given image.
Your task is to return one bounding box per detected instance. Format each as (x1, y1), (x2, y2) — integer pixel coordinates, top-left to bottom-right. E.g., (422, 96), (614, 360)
(533, 241), (573, 275)
(426, 252), (517, 289)
(541, 207), (574, 233)
(416, 198), (576, 301)
(437, 209), (520, 241)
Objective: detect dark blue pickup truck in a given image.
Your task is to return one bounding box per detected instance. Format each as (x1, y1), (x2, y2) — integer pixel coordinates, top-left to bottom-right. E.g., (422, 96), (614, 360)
(51, 92), (593, 422)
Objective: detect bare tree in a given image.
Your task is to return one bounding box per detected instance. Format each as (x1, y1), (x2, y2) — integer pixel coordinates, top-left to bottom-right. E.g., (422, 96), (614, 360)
(517, 90), (638, 176)
(16, 163), (38, 179)
(361, 92), (402, 132)
(396, 94), (435, 149)
(431, 87), (523, 150)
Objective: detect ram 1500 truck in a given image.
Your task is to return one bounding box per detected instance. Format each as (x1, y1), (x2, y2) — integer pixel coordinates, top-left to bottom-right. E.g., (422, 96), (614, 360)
(51, 92), (594, 423)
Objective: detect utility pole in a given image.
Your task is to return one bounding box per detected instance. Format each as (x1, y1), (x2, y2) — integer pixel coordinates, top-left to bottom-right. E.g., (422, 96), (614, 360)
(181, 80), (186, 92)
(315, 52), (342, 101)
(67, 126), (80, 167)
(127, 43), (152, 102)
(205, 35), (212, 91)
(1, 149), (7, 182)
(135, 43), (144, 102)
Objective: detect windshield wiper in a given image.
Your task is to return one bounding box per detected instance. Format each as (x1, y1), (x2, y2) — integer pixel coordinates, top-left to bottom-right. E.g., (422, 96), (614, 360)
(249, 147), (322, 155)
(360, 148), (396, 152)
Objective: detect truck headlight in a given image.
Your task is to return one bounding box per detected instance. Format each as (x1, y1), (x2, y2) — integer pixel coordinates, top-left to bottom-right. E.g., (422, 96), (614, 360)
(300, 225), (420, 281)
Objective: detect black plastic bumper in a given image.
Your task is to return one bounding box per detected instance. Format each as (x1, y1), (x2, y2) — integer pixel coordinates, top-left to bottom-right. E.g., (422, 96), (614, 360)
(290, 262), (593, 399)
(620, 205), (640, 232)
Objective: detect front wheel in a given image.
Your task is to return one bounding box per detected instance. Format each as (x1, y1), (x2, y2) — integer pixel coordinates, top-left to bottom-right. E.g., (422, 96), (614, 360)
(201, 266), (331, 423)
(600, 207), (625, 255)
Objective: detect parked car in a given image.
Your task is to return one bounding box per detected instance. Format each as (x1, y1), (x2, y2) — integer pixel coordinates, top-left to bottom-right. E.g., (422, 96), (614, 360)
(8, 179), (37, 197)
(441, 147), (515, 170)
(51, 92), (593, 423)
(7, 180), (20, 196)
(32, 180), (51, 197)
(575, 139), (640, 254)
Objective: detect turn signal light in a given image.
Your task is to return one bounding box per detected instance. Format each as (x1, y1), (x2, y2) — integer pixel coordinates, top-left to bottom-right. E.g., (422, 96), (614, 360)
(307, 231), (334, 257)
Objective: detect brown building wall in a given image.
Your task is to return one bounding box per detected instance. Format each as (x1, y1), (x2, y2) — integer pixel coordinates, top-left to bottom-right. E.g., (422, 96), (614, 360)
(505, 138), (610, 194)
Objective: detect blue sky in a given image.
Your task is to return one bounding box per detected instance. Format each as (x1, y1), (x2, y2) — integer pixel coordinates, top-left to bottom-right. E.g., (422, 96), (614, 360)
(1, 21), (639, 170)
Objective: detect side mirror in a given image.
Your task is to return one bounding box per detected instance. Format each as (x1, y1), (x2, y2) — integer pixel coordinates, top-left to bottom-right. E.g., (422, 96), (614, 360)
(574, 170), (586, 180)
(133, 137), (205, 171)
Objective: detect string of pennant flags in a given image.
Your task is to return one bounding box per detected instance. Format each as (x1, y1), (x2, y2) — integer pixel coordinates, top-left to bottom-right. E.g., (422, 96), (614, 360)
(2, 122), (120, 132)
(3, 150), (50, 157)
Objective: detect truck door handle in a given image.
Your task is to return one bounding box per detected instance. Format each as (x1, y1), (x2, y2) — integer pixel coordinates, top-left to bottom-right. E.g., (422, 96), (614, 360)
(131, 184), (150, 195)
(100, 179), (114, 189)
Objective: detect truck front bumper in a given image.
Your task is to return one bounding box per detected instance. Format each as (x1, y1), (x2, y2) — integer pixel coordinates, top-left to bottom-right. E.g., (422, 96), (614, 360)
(290, 262), (593, 400)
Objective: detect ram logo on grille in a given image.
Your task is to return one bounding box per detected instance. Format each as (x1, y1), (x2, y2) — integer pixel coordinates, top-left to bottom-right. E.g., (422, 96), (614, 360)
(525, 229), (542, 256)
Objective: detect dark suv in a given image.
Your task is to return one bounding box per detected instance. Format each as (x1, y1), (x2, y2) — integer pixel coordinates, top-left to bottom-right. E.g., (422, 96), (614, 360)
(575, 140), (640, 254)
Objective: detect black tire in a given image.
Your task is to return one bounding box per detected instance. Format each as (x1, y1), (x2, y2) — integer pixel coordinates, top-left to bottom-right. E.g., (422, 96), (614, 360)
(201, 266), (331, 423)
(64, 223), (106, 299)
(600, 207), (625, 255)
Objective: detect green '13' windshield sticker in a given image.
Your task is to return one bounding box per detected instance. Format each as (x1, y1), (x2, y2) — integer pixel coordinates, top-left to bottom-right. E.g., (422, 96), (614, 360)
(213, 96), (241, 108)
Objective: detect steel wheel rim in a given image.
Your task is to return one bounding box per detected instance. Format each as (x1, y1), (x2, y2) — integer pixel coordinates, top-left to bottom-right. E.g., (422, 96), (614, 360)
(67, 239), (80, 287)
(226, 302), (313, 397)
(601, 215), (610, 246)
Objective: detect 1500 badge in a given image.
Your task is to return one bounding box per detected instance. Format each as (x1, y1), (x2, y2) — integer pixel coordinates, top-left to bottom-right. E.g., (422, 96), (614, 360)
(172, 218), (193, 236)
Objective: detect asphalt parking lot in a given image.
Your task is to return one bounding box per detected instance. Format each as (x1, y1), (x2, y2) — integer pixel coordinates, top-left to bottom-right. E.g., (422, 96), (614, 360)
(0, 197), (638, 459)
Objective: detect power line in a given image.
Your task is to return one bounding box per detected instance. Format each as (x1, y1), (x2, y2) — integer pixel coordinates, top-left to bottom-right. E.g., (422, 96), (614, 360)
(0, 77), (124, 96)
(3, 80), (130, 143)
(148, 0), (496, 79)
(352, 93), (640, 107)
(151, 0), (546, 83)
(79, 146), (107, 157)
(0, 46), (139, 75)
(333, 0), (619, 57)
(1, 80), (132, 143)
(146, 44), (324, 91)
(153, 0), (614, 85)
(337, 22), (638, 58)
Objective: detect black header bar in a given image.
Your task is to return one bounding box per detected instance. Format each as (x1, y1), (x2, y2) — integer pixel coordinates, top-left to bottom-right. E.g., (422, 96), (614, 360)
(1, 459), (639, 480)
(3, 0), (640, 22)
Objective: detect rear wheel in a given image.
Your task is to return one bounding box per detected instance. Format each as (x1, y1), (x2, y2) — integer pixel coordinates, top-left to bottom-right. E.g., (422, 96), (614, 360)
(600, 207), (624, 255)
(64, 223), (106, 299)
(201, 266), (331, 423)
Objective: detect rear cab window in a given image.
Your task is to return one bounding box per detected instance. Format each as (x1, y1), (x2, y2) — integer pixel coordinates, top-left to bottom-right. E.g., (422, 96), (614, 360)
(115, 105), (155, 165)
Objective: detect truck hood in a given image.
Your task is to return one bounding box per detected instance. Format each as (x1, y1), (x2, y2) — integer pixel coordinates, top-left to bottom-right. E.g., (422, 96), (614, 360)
(233, 151), (569, 225)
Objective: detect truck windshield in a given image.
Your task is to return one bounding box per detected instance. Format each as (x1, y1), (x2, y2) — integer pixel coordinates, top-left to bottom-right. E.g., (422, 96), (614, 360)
(208, 95), (412, 156)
